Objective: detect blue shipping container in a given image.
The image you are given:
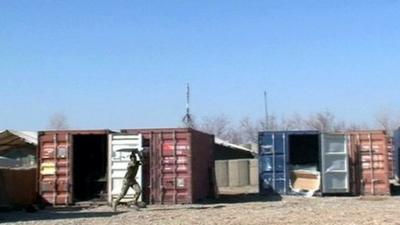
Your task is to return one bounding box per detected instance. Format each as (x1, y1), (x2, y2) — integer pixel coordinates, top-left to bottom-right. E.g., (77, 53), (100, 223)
(259, 130), (349, 195)
(259, 131), (319, 195)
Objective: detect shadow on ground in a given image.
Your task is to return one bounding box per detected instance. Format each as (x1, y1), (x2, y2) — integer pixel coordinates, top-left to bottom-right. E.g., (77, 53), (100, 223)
(144, 205), (226, 212)
(0, 194), (282, 222)
(0, 208), (123, 223)
(204, 193), (283, 204)
(129, 193), (282, 212)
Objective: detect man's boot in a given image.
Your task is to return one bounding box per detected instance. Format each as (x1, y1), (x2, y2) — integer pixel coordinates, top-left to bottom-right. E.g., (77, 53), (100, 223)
(112, 201), (117, 212)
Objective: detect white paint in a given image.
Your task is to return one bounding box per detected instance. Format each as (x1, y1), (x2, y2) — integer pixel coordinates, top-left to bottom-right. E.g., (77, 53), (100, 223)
(108, 133), (143, 204)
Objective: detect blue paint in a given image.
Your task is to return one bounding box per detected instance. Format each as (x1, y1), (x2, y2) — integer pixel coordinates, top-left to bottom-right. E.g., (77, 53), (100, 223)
(258, 130), (319, 195)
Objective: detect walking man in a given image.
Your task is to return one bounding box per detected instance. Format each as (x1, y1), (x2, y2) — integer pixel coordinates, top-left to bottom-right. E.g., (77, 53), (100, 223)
(112, 150), (143, 212)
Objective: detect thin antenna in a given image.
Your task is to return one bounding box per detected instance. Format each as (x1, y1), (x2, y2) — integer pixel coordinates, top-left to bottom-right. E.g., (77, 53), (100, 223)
(183, 83), (194, 128)
(264, 90), (268, 130)
(186, 83), (190, 118)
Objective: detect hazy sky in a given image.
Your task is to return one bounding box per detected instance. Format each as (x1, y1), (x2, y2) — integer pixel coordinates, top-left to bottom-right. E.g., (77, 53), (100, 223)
(1, 0), (400, 130)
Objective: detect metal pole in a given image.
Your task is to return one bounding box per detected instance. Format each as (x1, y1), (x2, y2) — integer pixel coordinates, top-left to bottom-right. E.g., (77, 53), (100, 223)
(186, 83), (190, 119)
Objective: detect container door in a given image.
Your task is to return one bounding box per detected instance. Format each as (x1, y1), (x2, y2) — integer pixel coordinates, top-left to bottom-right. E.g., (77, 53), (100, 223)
(108, 134), (143, 204)
(393, 130), (400, 181)
(259, 132), (287, 194)
(357, 132), (390, 195)
(39, 133), (72, 205)
(149, 131), (191, 204)
(321, 134), (349, 193)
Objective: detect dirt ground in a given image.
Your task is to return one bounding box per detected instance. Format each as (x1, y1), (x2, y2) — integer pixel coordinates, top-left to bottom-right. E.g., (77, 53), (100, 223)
(1, 194), (400, 225)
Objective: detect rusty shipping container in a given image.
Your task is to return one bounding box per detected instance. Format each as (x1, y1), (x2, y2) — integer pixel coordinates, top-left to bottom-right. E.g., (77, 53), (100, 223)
(348, 131), (391, 196)
(38, 130), (110, 205)
(122, 128), (215, 204)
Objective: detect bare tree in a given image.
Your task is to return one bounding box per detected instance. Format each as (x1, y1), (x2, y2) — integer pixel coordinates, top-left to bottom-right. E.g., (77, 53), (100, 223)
(199, 114), (267, 144)
(333, 120), (348, 132)
(304, 111), (336, 132)
(199, 114), (236, 141)
(375, 109), (398, 135)
(280, 113), (305, 131)
(228, 130), (243, 145)
(238, 117), (260, 143)
(199, 110), (379, 145)
(48, 113), (69, 130)
(258, 115), (280, 131)
(346, 122), (370, 131)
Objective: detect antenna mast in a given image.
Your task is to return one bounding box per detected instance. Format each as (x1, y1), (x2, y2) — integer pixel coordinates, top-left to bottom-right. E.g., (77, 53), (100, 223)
(183, 83), (194, 128)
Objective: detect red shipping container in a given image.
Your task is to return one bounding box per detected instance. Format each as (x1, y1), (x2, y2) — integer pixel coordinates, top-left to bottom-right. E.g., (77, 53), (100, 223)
(348, 131), (391, 196)
(38, 130), (110, 205)
(122, 128), (215, 204)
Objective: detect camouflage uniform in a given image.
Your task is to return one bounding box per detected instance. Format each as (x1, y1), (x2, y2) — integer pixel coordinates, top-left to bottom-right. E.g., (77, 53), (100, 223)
(112, 154), (142, 211)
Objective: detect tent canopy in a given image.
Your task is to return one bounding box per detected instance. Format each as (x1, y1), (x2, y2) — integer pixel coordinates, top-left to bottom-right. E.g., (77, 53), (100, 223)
(0, 130), (38, 152)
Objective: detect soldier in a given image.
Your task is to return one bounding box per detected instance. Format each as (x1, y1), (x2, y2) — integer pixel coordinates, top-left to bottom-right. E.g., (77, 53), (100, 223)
(112, 150), (143, 212)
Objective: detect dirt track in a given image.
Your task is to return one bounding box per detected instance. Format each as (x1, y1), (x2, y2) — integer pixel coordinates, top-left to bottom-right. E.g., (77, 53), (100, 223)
(1, 195), (400, 225)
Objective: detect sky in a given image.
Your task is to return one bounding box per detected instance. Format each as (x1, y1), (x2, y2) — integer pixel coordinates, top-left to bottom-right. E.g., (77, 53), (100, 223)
(1, 0), (400, 130)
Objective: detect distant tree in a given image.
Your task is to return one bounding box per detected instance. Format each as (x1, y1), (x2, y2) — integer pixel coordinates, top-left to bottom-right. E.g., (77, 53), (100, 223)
(333, 120), (348, 132)
(375, 109), (398, 135)
(238, 117), (260, 143)
(258, 115), (280, 131)
(228, 130), (243, 145)
(304, 111), (336, 132)
(199, 109), (382, 144)
(346, 122), (370, 131)
(199, 114), (235, 141)
(280, 113), (305, 131)
(48, 113), (69, 130)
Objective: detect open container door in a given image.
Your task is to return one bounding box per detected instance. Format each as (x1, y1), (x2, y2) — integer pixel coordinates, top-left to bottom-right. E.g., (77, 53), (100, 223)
(259, 132), (287, 195)
(108, 134), (143, 204)
(39, 132), (73, 205)
(321, 133), (350, 194)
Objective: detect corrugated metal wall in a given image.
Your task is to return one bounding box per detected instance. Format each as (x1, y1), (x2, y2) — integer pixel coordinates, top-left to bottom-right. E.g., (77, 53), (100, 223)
(259, 131), (319, 195)
(321, 133), (349, 194)
(191, 130), (215, 203)
(38, 130), (110, 205)
(39, 132), (72, 205)
(348, 131), (391, 196)
(123, 128), (215, 204)
(259, 130), (391, 196)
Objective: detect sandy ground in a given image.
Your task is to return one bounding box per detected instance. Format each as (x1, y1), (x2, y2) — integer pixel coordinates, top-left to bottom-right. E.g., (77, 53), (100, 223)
(1, 194), (400, 225)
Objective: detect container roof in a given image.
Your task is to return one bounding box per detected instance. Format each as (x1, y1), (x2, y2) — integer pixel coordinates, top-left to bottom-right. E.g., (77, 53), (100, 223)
(0, 130), (38, 151)
(215, 137), (254, 153)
